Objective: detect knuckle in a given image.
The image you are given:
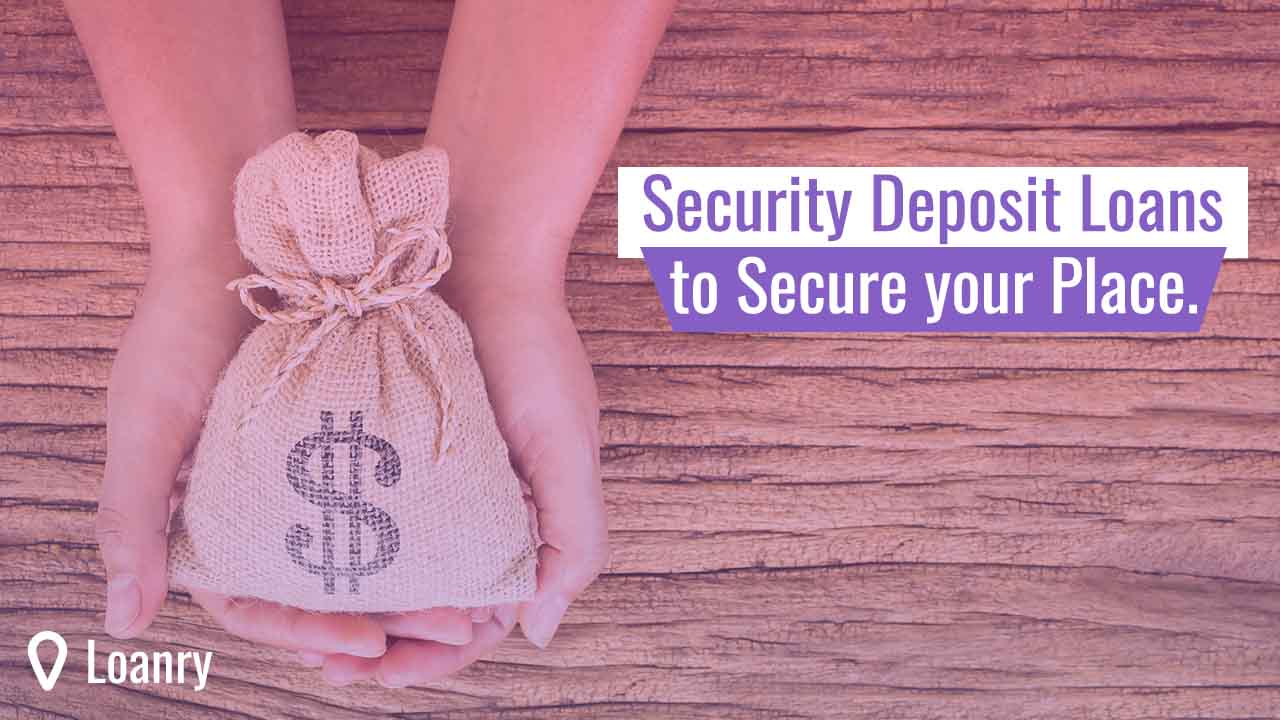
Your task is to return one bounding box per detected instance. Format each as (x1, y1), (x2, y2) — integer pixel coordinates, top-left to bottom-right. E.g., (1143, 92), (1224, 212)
(94, 503), (169, 564)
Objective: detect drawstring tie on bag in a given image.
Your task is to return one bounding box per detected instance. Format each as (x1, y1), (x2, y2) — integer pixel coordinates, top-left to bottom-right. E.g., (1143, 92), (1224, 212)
(229, 224), (455, 463)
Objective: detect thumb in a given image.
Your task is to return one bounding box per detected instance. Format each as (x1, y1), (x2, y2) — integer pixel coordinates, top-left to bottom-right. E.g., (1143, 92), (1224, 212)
(521, 538), (609, 649)
(514, 424), (609, 649)
(97, 410), (188, 639)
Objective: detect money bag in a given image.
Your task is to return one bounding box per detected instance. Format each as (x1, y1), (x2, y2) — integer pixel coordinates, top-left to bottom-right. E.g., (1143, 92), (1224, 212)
(169, 131), (537, 612)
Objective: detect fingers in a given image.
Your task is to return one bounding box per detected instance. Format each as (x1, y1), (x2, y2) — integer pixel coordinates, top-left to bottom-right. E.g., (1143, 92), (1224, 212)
(515, 424), (609, 649)
(308, 606), (509, 686)
(318, 653), (381, 686)
(375, 607), (475, 646)
(319, 609), (517, 688)
(190, 590), (386, 658)
(374, 604), (517, 688)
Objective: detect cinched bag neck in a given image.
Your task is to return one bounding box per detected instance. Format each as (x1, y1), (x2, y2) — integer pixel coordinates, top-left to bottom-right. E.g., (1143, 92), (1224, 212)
(227, 223), (455, 463)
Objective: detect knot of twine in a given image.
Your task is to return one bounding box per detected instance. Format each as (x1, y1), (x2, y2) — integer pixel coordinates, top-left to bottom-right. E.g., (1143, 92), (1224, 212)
(229, 225), (455, 462)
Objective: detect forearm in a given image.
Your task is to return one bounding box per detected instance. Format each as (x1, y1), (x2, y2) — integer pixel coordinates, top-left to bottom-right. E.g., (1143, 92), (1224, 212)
(66, 1), (296, 279)
(427, 0), (674, 301)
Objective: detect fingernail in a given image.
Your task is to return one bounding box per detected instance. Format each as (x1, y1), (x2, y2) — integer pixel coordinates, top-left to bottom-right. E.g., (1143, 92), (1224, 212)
(298, 652), (325, 668)
(522, 594), (569, 649)
(104, 575), (141, 638)
(346, 637), (387, 658)
(495, 603), (517, 631)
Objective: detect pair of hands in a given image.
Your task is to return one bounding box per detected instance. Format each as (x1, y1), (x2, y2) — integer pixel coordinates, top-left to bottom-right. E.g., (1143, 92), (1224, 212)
(97, 259), (606, 687)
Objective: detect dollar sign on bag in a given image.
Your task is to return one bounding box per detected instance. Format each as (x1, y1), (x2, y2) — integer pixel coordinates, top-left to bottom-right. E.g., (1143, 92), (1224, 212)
(285, 410), (402, 594)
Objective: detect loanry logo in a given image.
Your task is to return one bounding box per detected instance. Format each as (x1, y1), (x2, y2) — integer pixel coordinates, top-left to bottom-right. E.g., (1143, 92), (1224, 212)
(28, 631), (67, 691)
(27, 630), (212, 692)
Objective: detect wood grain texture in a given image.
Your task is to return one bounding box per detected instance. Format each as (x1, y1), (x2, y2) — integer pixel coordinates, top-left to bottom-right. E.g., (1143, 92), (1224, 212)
(3, 1), (1280, 718)
(5, 0), (1280, 132)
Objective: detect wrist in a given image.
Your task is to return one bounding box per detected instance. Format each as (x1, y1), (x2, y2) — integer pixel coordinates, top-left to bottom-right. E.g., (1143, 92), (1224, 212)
(437, 226), (569, 319)
(141, 250), (256, 339)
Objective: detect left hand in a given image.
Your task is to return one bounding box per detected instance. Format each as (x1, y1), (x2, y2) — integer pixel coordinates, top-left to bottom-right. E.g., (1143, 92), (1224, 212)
(314, 277), (607, 688)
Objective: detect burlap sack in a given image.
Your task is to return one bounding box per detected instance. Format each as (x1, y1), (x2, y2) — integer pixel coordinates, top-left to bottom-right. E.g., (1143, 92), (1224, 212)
(170, 130), (537, 612)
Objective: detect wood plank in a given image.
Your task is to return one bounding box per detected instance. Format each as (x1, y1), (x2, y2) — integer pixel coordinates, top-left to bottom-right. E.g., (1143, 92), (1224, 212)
(7, 420), (1280, 581)
(5, 554), (1280, 717)
(2, 259), (1278, 337)
(597, 365), (1280, 451)
(5, 363), (1280, 452)
(5, 235), (1280, 296)
(12, 0), (1280, 40)
(5, 131), (1277, 257)
(8, 328), (1280, 380)
(5, 1), (1280, 132)
(2, 130), (1277, 370)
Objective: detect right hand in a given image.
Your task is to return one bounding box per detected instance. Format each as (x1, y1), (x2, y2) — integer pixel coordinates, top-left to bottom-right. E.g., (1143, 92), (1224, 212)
(98, 264), (403, 657)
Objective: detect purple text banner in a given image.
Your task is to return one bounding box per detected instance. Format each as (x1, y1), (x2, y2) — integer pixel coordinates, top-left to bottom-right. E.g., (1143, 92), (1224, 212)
(641, 247), (1223, 333)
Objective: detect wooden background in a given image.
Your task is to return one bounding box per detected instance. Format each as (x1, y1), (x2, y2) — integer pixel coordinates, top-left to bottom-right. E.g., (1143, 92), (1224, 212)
(3, 1), (1280, 718)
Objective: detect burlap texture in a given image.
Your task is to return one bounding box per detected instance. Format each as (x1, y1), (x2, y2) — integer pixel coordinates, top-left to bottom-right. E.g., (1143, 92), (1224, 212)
(169, 131), (537, 612)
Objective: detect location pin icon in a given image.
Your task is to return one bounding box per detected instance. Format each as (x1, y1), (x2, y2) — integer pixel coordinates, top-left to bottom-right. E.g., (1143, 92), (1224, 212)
(28, 630), (68, 691)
